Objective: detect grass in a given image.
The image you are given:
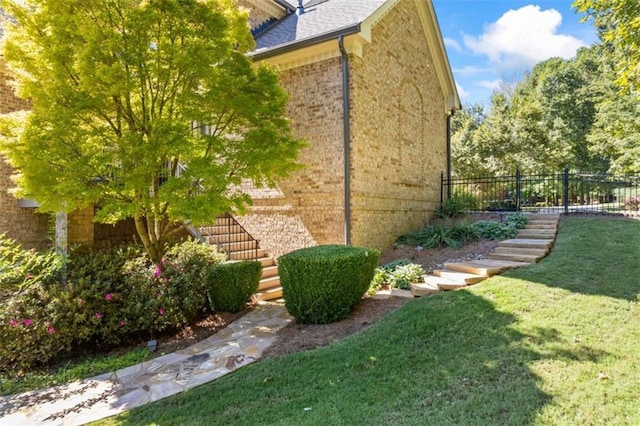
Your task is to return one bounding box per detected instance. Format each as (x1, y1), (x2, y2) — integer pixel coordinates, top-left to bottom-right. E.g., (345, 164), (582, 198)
(0, 347), (152, 396)
(95, 217), (640, 425)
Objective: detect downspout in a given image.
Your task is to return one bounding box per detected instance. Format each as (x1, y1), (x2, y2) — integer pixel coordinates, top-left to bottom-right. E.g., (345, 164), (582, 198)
(446, 109), (454, 199)
(338, 35), (351, 246)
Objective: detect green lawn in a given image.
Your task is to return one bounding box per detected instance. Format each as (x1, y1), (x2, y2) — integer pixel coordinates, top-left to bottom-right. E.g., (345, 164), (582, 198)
(99, 217), (640, 425)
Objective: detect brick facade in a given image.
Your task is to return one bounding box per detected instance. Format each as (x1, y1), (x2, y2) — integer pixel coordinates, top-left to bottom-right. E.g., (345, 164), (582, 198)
(0, 72), (51, 248)
(236, 57), (346, 259)
(349, 0), (446, 249)
(239, 0), (448, 256)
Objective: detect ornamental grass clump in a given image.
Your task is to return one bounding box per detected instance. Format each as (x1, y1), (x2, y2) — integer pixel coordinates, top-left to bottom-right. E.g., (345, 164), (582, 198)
(279, 245), (379, 324)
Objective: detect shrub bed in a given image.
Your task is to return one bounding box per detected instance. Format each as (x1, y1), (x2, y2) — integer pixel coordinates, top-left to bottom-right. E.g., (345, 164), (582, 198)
(369, 259), (425, 294)
(0, 239), (227, 371)
(279, 245), (379, 324)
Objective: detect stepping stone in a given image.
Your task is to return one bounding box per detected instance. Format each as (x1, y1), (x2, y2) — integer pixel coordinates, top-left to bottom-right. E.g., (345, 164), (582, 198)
(524, 224), (557, 229)
(492, 247), (548, 256)
(498, 239), (554, 249)
(410, 282), (441, 297)
(487, 252), (540, 263)
(423, 275), (467, 290)
(526, 213), (560, 220)
(391, 289), (414, 299)
(517, 230), (556, 239)
(432, 270), (486, 285)
(371, 290), (392, 300)
(444, 259), (530, 276)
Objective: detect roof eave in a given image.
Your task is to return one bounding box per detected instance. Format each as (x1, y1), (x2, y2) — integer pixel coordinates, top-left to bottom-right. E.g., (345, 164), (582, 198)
(249, 23), (361, 61)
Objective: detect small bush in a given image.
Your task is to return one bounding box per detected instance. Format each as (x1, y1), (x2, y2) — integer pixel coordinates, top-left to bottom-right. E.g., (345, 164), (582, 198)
(369, 260), (425, 294)
(279, 245), (379, 324)
(397, 222), (479, 249)
(207, 261), (261, 313)
(625, 196), (640, 211)
(437, 194), (478, 219)
(504, 212), (528, 228)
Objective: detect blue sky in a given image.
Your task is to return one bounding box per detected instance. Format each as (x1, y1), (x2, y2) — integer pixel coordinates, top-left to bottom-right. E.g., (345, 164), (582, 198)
(432, 0), (599, 106)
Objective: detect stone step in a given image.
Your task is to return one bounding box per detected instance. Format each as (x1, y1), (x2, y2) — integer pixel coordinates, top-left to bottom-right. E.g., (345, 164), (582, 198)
(410, 282), (442, 297)
(201, 224), (244, 235)
(258, 276), (280, 291)
(444, 259), (530, 276)
(492, 246), (549, 256)
(498, 239), (554, 249)
(261, 265), (279, 279)
(258, 256), (275, 267)
(204, 232), (252, 244)
(215, 240), (259, 252)
(432, 270), (486, 285)
(424, 275), (467, 290)
(255, 286), (283, 301)
(487, 253), (541, 263)
(526, 213), (560, 220)
(524, 224), (557, 229)
(229, 248), (266, 261)
(517, 230), (556, 239)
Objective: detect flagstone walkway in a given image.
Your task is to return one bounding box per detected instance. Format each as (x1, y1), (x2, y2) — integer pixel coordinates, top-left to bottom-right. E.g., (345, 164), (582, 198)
(0, 303), (292, 426)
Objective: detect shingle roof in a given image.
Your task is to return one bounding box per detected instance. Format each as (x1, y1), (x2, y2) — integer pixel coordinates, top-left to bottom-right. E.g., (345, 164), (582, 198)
(254, 0), (388, 54)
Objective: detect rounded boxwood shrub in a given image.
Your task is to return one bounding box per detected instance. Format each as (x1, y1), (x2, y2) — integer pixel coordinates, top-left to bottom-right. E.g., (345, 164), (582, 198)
(278, 245), (380, 324)
(207, 261), (261, 313)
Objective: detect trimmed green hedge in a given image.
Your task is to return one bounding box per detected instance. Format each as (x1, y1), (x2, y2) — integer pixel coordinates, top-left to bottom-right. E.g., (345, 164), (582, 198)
(278, 245), (380, 324)
(207, 261), (261, 313)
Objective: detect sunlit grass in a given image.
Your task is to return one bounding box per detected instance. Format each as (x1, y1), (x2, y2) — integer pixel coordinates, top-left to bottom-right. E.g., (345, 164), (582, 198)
(95, 217), (640, 425)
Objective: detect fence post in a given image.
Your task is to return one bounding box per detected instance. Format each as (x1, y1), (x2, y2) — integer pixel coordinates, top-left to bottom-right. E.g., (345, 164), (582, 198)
(440, 171), (444, 209)
(515, 168), (521, 212)
(563, 167), (570, 215)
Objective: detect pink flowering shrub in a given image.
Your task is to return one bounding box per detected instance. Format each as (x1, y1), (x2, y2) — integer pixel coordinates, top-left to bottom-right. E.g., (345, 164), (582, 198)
(0, 239), (226, 371)
(625, 196), (640, 211)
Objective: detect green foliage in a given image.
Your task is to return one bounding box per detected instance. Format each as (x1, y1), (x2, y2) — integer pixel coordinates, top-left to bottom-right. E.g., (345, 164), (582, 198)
(574, 0), (640, 90)
(369, 260), (425, 294)
(471, 213), (527, 240)
(437, 194), (478, 218)
(0, 240), (226, 370)
(504, 212), (528, 228)
(279, 245), (380, 324)
(0, 0), (304, 263)
(450, 43), (636, 177)
(396, 222), (480, 249)
(207, 261), (261, 313)
(0, 234), (63, 295)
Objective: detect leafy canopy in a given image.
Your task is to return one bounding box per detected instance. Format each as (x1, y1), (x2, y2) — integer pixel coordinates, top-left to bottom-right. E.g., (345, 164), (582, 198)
(0, 0), (304, 261)
(573, 0), (640, 91)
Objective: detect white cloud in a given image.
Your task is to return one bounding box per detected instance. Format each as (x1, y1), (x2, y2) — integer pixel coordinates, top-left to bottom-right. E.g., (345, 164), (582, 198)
(444, 37), (462, 52)
(456, 83), (470, 100)
(453, 65), (490, 76)
(463, 5), (587, 70)
(477, 79), (502, 90)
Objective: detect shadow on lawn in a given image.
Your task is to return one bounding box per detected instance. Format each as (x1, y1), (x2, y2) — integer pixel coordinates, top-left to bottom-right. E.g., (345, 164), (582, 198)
(113, 290), (608, 425)
(505, 217), (640, 302)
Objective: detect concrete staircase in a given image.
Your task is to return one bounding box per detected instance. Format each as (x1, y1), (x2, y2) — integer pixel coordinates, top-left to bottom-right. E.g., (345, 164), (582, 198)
(411, 213), (560, 297)
(196, 216), (283, 301)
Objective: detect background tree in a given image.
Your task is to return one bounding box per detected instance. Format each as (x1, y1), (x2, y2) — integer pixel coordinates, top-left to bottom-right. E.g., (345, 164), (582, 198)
(0, 0), (304, 263)
(573, 0), (640, 91)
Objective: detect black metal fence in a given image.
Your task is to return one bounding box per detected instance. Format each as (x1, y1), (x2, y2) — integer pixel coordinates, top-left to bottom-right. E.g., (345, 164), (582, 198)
(441, 168), (640, 216)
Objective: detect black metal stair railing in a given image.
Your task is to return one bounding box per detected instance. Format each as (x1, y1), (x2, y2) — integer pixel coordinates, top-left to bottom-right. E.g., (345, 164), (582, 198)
(205, 213), (259, 262)
(175, 162), (259, 260)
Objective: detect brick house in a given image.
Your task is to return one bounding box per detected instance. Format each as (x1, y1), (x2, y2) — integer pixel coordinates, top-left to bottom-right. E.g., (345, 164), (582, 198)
(235, 0), (460, 259)
(0, 0), (459, 258)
